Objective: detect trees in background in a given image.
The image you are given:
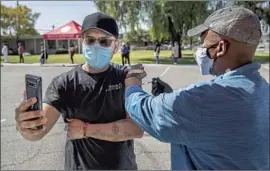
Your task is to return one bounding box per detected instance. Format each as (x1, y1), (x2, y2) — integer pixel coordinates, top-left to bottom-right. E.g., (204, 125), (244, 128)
(0, 4), (40, 42)
(94, 1), (144, 34)
(94, 0), (209, 55)
(94, 1), (209, 45)
(232, 1), (269, 25)
(123, 29), (151, 45)
(162, 1), (209, 50)
(1, 1), (267, 49)
(94, 1), (269, 42)
(236, 1), (270, 36)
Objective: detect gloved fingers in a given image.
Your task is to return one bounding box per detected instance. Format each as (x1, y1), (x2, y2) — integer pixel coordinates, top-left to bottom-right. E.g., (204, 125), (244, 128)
(152, 77), (173, 94)
(151, 77), (165, 96)
(156, 77), (168, 87)
(156, 77), (173, 93)
(164, 84), (173, 93)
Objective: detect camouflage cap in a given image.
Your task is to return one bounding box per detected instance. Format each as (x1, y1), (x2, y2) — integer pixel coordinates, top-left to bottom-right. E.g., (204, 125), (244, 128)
(187, 6), (262, 45)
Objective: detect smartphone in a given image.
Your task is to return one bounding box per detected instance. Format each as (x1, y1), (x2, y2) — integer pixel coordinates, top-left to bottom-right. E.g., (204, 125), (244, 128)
(25, 74), (43, 130)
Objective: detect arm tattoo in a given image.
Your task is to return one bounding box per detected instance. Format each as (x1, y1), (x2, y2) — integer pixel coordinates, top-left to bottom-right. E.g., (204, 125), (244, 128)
(112, 123), (120, 135)
(87, 119), (143, 141)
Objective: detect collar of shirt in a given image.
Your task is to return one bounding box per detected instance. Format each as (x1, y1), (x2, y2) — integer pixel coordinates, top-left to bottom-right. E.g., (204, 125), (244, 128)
(215, 62), (261, 80)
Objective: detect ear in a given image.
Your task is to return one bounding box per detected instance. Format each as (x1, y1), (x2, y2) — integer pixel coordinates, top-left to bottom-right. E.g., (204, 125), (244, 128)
(113, 40), (119, 54)
(216, 40), (227, 57)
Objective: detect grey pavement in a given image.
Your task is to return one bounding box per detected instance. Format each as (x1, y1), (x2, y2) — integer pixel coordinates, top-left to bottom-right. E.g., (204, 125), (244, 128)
(1, 64), (269, 170)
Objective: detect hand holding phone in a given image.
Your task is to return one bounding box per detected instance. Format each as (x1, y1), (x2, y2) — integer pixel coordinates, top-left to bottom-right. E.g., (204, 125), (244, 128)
(24, 74), (43, 130)
(15, 96), (46, 134)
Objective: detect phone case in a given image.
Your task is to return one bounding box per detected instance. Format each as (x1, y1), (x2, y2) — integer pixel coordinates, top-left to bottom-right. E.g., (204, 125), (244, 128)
(25, 74), (43, 130)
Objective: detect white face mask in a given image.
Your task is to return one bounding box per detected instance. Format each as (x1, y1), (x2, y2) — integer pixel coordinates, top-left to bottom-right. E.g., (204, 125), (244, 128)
(195, 47), (213, 75)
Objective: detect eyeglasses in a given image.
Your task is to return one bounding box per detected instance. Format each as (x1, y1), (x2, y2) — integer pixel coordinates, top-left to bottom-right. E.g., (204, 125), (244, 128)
(83, 36), (115, 48)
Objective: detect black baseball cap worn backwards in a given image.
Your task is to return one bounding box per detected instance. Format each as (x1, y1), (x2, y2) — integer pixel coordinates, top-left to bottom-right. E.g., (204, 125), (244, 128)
(81, 12), (119, 38)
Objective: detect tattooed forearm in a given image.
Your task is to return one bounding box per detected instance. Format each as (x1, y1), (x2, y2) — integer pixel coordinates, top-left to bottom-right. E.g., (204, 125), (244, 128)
(112, 123), (120, 135)
(86, 119), (144, 142)
(89, 130), (135, 142)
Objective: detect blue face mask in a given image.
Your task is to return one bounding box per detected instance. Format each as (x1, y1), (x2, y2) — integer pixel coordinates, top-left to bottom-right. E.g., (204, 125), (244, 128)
(83, 44), (113, 70)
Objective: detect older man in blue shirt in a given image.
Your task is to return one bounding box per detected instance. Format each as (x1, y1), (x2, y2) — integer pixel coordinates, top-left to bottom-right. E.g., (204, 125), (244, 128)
(125, 6), (269, 170)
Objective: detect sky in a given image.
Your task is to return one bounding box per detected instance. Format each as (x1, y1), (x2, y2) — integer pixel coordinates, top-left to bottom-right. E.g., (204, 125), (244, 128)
(2, 1), (98, 34)
(2, 1), (268, 35)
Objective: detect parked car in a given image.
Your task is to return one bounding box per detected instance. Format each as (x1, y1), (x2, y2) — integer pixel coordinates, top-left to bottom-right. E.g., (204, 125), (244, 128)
(8, 48), (18, 55)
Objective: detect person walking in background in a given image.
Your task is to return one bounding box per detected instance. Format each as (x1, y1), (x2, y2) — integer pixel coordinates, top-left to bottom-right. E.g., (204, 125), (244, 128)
(154, 41), (161, 64)
(18, 43), (24, 63)
(69, 44), (75, 64)
(126, 42), (131, 65)
(40, 44), (48, 64)
(121, 42), (129, 66)
(171, 41), (179, 64)
(1, 43), (9, 63)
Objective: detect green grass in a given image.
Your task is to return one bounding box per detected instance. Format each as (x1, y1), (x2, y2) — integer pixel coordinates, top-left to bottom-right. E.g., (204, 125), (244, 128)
(1, 50), (269, 65)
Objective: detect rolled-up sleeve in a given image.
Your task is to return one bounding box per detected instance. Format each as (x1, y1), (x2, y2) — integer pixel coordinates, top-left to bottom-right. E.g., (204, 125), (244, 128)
(125, 85), (202, 145)
(43, 77), (66, 114)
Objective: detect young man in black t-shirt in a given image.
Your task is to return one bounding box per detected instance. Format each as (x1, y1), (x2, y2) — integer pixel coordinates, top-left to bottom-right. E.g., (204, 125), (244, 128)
(15, 12), (144, 170)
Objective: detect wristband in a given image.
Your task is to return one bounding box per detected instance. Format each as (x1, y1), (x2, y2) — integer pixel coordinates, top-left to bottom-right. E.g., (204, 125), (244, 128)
(83, 123), (89, 138)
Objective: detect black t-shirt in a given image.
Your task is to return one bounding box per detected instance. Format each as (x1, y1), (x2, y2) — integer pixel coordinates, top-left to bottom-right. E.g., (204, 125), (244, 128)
(43, 64), (137, 170)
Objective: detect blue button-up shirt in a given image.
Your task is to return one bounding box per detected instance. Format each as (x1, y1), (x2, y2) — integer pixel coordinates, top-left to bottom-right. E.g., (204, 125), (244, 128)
(125, 63), (269, 170)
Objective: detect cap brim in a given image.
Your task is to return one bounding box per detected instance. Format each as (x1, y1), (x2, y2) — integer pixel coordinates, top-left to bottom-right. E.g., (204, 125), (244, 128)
(80, 27), (114, 37)
(187, 24), (209, 37)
